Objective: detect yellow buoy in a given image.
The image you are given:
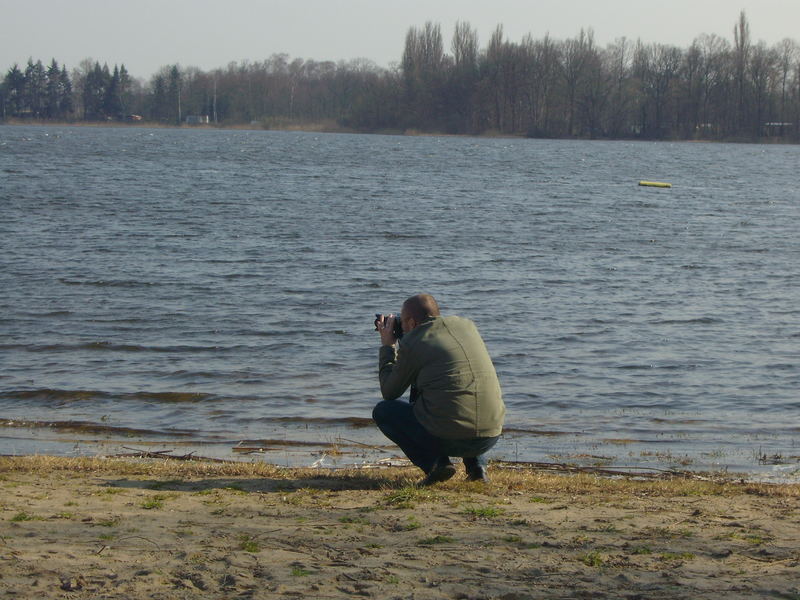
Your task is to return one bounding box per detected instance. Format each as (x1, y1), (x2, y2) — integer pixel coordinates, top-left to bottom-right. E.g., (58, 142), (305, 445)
(639, 181), (672, 188)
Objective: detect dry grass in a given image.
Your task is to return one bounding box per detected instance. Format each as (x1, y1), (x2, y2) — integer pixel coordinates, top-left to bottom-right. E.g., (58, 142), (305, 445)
(2, 455), (798, 498)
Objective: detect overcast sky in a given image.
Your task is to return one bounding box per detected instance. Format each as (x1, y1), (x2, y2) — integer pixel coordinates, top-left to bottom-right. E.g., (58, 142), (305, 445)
(3, 0), (800, 79)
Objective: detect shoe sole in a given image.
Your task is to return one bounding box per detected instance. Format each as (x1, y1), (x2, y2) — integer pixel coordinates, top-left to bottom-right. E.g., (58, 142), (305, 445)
(466, 475), (489, 483)
(419, 464), (456, 486)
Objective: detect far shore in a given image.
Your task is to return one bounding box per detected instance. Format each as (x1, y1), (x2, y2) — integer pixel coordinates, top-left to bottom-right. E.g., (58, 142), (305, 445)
(3, 118), (795, 145)
(1, 455), (798, 599)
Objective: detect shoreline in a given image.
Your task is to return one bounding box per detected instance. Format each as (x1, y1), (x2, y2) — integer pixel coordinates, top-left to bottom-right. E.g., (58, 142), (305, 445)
(1, 456), (799, 599)
(2, 118), (796, 145)
(2, 415), (798, 484)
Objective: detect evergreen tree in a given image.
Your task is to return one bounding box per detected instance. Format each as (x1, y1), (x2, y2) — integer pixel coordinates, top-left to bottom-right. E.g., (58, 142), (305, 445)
(83, 62), (110, 120)
(167, 65), (182, 124)
(103, 65), (122, 119)
(45, 59), (62, 118)
(150, 73), (168, 121)
(24, 59), (47, 117)
(118, 64), (131, 115)
(2, 65), (26, 117)
(59, 65), (73, 117)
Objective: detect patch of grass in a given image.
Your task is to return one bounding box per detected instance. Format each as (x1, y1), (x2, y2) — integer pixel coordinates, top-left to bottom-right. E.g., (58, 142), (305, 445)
(290, 567), (312, 577)
(97, 518), (119, 527)
(631, 546), (653, 555)
(382, 486), (438, 509)
(240, 536), (261, 553)
(98, 533), (114, 541)
(386, 575), (400, 584)
(463, 505), (504, 519)
(404, 516), (421, 530)
(578, 551), (605, 567)
(645, 526), (694, 539)
(727, 531), (770, 545)
(11, 512), (42, 522)
(570, 534), (593, 547)
(282, 487), (327, 506)
(503, 534), (523, 543)
(524, 542), (542, 549)
(174, 529), (194, 537)
(98, 487), (125, 496)
(52, 512), (75, 520)
(418, 535), (455, 545)
(338, 515), (370, 525)
(366, 543), (383, 549)
(529, 496), (551, 504)
(141, 496), (165, 510)
(3, 455), (799, 500)
(660, 552), (695, 561)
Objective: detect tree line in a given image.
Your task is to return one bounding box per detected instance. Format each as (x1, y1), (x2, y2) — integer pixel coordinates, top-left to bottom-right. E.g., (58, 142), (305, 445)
(2, 12), (799, 141)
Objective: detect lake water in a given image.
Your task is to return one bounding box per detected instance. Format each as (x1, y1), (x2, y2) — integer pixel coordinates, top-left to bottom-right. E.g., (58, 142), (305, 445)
(1, 125), (799, 481)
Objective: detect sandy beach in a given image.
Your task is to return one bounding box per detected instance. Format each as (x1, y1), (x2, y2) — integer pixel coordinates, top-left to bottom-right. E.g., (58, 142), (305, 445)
(1, 456), (798, 599)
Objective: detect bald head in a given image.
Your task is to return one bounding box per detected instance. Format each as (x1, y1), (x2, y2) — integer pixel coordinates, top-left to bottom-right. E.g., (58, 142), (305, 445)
(402, 294), (441, 323)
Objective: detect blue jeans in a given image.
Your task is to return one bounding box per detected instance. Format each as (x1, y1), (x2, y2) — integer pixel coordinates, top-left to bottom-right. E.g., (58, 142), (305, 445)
(372, 399), (499, 474)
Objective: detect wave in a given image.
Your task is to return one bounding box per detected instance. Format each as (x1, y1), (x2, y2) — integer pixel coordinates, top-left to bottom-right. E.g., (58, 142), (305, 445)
(251, 415), (374, 427)
(651, 317), (722, 325)
(382, 232), (430, 240)
(1, 342), (244, 354)
(0, 417), (194, 437)
(616, 363), (698, 371)
(0, 389), (214, 403)
(58, 278), (159, 288)
(501, 427), (575, 436)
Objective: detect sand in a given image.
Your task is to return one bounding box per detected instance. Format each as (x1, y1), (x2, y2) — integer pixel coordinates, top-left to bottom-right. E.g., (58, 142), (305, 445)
(1, 456), (799, 599)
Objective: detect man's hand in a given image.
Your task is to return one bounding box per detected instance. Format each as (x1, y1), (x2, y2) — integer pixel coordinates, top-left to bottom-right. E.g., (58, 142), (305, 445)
(376, 314), (398, 347)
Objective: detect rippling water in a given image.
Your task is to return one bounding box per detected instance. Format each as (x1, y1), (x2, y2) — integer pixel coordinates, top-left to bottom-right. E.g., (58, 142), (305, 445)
(1, 125), (799, 479)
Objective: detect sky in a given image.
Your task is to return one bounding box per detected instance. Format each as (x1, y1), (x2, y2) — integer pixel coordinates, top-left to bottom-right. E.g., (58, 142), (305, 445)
(3, 0), (800, 80)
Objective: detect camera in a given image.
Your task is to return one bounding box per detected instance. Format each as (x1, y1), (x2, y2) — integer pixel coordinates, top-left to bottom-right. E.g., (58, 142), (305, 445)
(374, 313), (404, 339)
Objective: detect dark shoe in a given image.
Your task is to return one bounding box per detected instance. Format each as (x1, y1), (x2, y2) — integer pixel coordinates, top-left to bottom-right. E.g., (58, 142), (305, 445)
(466, 466), (489, 483)
(419, 462), (456, 487)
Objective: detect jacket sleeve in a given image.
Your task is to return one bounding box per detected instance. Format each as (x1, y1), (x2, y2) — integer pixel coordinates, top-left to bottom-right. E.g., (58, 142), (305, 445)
(378, 343), (416, 401)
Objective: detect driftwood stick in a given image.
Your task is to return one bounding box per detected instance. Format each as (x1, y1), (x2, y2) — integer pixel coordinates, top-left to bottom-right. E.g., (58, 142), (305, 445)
(113, 448), (230, 463)
(493, 460), (711, 480)
(336, 438), (395, 453)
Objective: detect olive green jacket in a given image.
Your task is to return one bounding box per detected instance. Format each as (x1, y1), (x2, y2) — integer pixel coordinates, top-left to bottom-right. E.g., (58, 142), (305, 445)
(378, 315), (505, 440)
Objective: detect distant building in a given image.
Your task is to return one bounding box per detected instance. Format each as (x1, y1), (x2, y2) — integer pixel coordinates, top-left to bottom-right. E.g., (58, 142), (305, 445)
(764, 122), (793, 136)
(185, 115), (210, 125)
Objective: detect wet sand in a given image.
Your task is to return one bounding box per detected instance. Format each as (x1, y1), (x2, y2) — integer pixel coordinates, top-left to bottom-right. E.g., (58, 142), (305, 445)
(1, 456), (799, 599)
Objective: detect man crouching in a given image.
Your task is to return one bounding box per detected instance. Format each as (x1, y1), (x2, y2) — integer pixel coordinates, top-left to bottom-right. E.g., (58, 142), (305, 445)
(373, 294), (505, 486)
